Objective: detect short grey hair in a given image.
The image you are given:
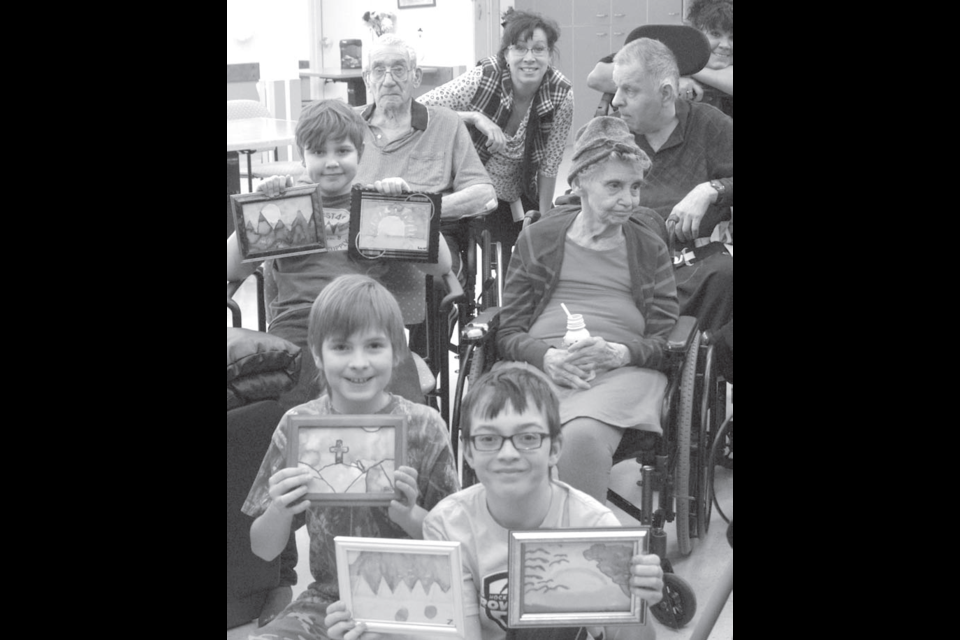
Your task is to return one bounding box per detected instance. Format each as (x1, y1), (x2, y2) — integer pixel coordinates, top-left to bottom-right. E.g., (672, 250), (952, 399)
(613, 37), (680, 95)
(366, 34), (419, 70)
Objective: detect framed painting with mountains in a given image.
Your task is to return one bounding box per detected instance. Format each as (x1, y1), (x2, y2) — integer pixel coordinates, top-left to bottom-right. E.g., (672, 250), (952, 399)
(230, 183), (326, 261)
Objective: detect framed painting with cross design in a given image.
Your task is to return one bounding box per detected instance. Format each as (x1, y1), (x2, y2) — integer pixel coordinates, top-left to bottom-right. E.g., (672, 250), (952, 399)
(285, 415), (408, 505)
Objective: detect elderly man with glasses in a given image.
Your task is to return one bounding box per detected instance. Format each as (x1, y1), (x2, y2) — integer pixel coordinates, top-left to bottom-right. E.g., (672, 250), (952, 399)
(354, 35), (496, 260)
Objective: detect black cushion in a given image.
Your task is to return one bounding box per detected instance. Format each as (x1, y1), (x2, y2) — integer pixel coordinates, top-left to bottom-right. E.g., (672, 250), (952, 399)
(227, 328), (302, 411)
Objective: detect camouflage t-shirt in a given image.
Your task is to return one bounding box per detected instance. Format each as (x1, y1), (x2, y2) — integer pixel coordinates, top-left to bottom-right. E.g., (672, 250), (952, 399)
(242, 394), (460, 600)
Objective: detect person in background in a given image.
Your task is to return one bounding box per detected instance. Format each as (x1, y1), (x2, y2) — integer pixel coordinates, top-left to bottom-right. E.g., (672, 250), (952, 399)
(679, 0), (733, 116)
(326, 365), (664, 640)
(418, 8), (573, 270)
(243, 274), (460, 640)
(586, 0), (732, 118)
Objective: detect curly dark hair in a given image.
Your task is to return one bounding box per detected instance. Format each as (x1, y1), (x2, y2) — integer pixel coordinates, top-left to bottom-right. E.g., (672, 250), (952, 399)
(686, 0), (733, 35)
(497, 8), (561, 63)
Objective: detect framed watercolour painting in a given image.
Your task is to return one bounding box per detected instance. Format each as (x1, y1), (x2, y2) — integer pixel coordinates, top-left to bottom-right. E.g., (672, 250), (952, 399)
(349, 186), (441, 263)
(398, 0), (436, 8)
(507, 528), (650, 629)
(285, 415), (406, 506)
(335, 536), (466, 638)
(230, 183), (326, 262)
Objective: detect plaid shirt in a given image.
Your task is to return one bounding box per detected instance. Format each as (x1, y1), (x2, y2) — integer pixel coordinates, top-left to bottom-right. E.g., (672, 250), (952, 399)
(469, 56), (572, 201)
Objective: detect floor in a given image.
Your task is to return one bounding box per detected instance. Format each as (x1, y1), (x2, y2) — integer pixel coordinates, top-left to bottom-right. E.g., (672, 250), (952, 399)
(228, 151), (733, 639)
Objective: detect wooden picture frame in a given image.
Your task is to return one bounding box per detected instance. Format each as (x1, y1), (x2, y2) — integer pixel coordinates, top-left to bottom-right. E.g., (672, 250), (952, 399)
(507, 528), (650, 629)
(230, 184), (326, 262)
(398, 0), (436, 8)
(335, 536), (466, 637)
(349, 186), (441, 263)
(285, 415), (406, 506)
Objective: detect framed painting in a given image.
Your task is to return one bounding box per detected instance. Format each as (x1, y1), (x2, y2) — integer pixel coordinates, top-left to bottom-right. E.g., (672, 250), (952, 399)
(335, 536), (466, 637)
(507, 528), (650, 629)
(398, 0), (436, 8)
(285, 415), (407, 506)
(230, 183), (326, 262)
(349, 186), (441, 263)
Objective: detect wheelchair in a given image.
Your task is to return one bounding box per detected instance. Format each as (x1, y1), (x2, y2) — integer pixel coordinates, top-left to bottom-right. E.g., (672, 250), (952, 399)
(447, 212), (730, 630)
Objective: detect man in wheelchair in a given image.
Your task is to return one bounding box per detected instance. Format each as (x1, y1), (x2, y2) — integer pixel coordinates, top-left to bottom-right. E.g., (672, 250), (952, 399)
(608, 36), (733, 360)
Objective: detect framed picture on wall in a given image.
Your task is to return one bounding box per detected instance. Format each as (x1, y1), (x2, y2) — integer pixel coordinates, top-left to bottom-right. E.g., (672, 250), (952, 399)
(398, 0), (436, 8)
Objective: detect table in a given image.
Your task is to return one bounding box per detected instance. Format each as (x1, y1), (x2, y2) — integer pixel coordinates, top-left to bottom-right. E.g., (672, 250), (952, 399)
(300, 68), (366, 106)
(227, 117), (298, 237)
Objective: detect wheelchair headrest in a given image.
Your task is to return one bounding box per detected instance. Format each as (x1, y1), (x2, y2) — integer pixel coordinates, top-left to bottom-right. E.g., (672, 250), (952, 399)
(624, 25), (711, 77)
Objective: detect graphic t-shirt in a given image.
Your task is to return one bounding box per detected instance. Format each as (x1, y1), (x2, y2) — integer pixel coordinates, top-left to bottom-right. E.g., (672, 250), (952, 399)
(423, 481), (621, 640)
(264, 189), (425, 326)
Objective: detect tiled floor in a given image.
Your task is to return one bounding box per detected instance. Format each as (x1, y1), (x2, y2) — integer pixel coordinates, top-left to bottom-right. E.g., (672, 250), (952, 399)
(228, 149), (733, 639)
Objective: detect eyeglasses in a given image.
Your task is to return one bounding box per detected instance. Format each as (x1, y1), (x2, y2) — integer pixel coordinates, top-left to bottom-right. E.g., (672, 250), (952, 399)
(369, 65), (410, 81)
(508, 44), (550, 58)
(467, 433), (551, 452)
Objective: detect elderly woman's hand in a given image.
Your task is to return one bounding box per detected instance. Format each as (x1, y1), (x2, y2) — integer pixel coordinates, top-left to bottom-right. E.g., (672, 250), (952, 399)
(544, 349), (592, 390)
(565, 337), (630, 376)
(471, 113), (508, 155)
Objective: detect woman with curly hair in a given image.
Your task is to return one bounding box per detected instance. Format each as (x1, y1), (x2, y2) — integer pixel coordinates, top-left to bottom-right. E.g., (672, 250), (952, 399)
(418, 9), (574, 269)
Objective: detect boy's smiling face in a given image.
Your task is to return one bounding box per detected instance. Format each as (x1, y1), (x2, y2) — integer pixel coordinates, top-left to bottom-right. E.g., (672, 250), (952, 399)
(303, 137), (360, 197)
(316, 327), (393, 414)
(464, 401), (561, 502)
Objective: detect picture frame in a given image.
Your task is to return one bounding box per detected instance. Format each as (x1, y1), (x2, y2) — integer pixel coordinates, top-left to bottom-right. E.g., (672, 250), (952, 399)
(507, 528), (650, 629)
(230, 183), (326, 262)
(285, 415), (407, 506)
(398, 0), (436, 8)
(335, 536), (466, 638)
(349, 185), (441, 263)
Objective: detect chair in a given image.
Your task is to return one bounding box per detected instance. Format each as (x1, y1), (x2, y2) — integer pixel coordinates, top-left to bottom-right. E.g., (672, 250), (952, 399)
(448, 209), (729, 629)
(227, 327), (303, 630)
(226, 99), (305, 192)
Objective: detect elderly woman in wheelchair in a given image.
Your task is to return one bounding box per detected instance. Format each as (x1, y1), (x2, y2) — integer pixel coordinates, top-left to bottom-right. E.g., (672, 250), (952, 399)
(495, 116), (679, 503)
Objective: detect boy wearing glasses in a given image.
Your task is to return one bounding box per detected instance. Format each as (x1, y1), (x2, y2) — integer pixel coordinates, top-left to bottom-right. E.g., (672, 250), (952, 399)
(329, 366), (663, 640)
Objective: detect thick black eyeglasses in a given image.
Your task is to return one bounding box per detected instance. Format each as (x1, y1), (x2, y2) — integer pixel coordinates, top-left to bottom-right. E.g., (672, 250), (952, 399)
(467, 433), (551, 452)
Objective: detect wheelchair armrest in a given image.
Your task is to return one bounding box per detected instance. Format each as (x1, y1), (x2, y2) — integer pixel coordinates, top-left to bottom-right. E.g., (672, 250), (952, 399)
(227, 298), (242, 328)
(522, 210), (541, 229)
(666, 316), (699, 354)
(461, 307), (501, 343)
(439, 271), (465, 312)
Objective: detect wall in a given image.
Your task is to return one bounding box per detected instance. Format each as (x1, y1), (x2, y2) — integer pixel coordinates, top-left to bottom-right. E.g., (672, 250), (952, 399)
(227, 0), (309, 159)
(316, 0), (476, 102)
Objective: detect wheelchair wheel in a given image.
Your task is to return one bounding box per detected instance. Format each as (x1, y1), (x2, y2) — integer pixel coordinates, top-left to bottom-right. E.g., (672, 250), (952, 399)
(451, 341), (486, 489)
(675, 331), (700, 556)
(717, 417), (733, 469)
(651, 572), (697, 629)
(695, 344), (719, 540)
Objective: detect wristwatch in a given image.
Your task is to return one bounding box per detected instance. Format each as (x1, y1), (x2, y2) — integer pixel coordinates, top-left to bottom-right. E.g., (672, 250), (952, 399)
(709, 179), (726, 204)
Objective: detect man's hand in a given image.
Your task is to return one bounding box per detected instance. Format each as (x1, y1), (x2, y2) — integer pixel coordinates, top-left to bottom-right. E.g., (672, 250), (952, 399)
(666, 182), (716, 244)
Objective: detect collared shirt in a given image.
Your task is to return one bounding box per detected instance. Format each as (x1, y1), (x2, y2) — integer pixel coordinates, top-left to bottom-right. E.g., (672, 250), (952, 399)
(353, 100), (492, 209)
(634, 99), (733, 234)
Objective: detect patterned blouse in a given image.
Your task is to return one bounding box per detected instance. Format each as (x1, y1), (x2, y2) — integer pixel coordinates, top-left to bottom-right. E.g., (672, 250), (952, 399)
(418, 62), (574, 203)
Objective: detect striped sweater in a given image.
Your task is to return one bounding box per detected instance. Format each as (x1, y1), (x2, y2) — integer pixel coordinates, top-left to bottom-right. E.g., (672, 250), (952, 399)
(497, 206), (679, 372)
